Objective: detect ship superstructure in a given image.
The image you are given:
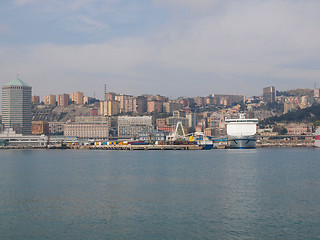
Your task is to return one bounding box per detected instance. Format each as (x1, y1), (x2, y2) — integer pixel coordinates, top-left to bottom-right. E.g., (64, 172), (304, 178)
(225, 114), (258, 149)
(315, 127), (320, 148)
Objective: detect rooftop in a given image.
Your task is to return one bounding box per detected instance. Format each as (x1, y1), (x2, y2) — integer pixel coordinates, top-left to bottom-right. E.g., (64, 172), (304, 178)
(4, 77), (31, 87)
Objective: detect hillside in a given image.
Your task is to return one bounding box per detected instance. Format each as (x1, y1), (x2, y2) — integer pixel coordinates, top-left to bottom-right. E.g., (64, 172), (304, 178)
(277, 88), (313, 97)
(260, 104), (320, 125)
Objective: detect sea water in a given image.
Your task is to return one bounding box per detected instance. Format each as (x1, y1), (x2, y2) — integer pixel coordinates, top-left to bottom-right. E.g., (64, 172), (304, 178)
(0, 148), (320, 239)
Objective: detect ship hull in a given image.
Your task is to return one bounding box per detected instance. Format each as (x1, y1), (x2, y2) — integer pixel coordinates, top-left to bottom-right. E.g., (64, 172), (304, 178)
(229, 137), (256, 149)
(315, 128), (320, 148)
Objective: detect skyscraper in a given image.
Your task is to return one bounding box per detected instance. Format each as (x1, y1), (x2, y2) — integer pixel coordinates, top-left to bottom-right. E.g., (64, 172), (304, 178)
(263, 86), (276, 103)
(2, 77), (32, 135)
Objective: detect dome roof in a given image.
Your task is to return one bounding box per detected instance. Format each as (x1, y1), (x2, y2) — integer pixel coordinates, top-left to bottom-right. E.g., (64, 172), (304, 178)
(5, 77), (30, 87)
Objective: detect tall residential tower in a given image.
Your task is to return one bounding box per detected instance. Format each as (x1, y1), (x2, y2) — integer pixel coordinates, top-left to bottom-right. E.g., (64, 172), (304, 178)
(2, 77), (32, 135)
(263, 86), (276, 103)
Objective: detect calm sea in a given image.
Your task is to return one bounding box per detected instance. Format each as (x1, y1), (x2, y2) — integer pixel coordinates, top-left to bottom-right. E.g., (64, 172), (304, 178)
(0, 148), (320, 240)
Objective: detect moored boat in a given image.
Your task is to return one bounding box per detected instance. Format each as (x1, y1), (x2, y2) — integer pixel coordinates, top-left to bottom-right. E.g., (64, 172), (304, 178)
(315, 127), (320, 148)
(225, 114), (258, 149)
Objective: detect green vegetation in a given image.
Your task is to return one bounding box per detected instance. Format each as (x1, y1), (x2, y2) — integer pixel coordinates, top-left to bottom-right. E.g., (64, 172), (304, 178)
(261, 104), (320, 125)
(273, 125), (288, 135)
(277, 88), (313, 97)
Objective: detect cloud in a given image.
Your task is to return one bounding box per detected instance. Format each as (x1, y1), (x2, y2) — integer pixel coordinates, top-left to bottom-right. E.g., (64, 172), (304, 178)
(0, 24), (12, 34)
(154, 0), (225, 13)
(14, 0), (118, 13)
(2, 0), (320, 98)
(63, 15), (109, 33)
(14, 0), (37, 6)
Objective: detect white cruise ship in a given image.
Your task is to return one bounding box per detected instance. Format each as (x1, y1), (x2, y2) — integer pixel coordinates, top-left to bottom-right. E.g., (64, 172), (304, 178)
(315, 127), (320, 148)
(225, 114), (258, 149)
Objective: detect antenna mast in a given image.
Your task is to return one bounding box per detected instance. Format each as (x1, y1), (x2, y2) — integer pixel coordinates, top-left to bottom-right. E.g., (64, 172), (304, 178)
(104, 84), (107, 100)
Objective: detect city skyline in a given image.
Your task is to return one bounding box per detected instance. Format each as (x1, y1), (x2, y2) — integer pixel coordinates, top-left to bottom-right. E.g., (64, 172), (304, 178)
(1, 1), (320, 98)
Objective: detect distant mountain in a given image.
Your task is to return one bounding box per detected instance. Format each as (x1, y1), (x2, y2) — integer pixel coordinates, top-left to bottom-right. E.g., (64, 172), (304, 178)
(277, 88), (313, 97)
(261, 104), (320, 125)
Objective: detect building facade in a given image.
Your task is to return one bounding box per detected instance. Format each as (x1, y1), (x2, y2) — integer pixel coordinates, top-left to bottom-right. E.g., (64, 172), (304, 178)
(64, 123), (109, 139)
(44, 95), (56, 106)
(2, 77), (32, 135)
(49, 122), (65, 135)
(147, 100), (163, 113)
(118, 116), (153, 138)
(100, 100), (120, 116)
(32, 95), (40, 104)
(32, 121), (49, 135)
(72, 92), (84, 105)
(263, 86), (276, 103)
(57, 94), (69, 107)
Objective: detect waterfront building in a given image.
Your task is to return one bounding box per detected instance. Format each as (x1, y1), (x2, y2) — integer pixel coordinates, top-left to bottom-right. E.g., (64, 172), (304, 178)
(1, 77), (32, 135)
(57, 94), (69, 107)
(0, 127), (48, 146)
(64, 123), (109, 139)
(44, 95), (56, 106)
(118, 116), (153, 138)
(32, 121), (49, 135)
(286, 123), (312, 135)
(118, 116), (152, 126)
(139, 130), (166, 141)
(263, 86), (276, 103)
(63, 116), (110, 139)
(32, 95), (40, 104)
(49, 122), (65, 135)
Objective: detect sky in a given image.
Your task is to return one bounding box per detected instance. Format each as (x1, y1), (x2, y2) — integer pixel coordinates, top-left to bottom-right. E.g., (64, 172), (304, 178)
(1, 0), (320, 99)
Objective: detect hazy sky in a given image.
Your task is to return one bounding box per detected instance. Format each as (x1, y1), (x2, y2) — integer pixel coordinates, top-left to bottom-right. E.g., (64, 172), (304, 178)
(1, 0), (320, 99)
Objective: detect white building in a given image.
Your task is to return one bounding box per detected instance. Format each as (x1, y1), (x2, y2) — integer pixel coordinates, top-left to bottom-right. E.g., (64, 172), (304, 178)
(64, 123), (109, 139)
(118, 116), (153, 139)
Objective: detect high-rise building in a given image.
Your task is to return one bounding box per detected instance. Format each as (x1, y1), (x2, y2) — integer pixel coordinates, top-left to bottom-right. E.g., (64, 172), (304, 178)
(100, 100), (120, 116)
(147, 100), (162, 113)
(2, 77), (32, 135)
(57, 93), (69, 107)
(44, 95), (56, 106)
(73, 92), (84, 105)
(263, 86), (276, 103)
(32, 95), (40, 104)
(133, 96), (147, 114)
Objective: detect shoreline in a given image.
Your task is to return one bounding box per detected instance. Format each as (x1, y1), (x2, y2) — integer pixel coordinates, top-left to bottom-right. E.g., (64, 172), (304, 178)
(0, 144), (317, 150)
